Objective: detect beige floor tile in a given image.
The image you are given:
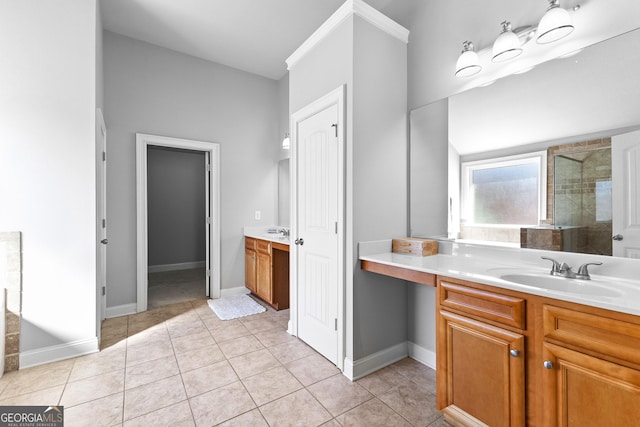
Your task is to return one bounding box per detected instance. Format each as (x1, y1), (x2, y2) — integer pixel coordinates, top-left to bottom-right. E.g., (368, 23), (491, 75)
(171, 329), (215, 354)
(61, 369), (125, 408)
(336, 398), (412, 426)
(63, 392), (124, 427)
(321, 419), (341, 427)
(126, 323), (169, 344)
(378, 383), (440, 427)
(241, 316), (280, 334)
(202, 315), (238, 331)
(166, 319), (207, 339)
(175, 344), (225, 373)
(125, 355), (179, 390)
(123, 400), (194, 427)
(189, 381), (256, 426)
(267, 339), (316, 364)
(123, 375), (186, 420)
(228, 349), (280, 379)
(210, 322), (251, 343)
(242, 366), (303, 406)
(0, 385), (64, 406)
(218, 334), (265, 359)
(356, 365), (414, 396)
(181, 360), (238, 398)
(254, 327), (297, 348)
(285, 353), (341, 387)
(0, 359), (73, 399)
(217, 408), (268, 426)
(308, 374), (373, 416)
(393, 358), (437, 390)
(259, 389), (332, 427)
(126, 337), (174, 366)
(69, 344), (126, 382)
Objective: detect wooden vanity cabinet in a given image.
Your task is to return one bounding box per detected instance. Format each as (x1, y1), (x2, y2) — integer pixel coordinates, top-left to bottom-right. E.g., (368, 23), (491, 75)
(436, 276), (640, 427)
(244, 237), (289, 310)
(541, 304), (640, 426)
(437, 278), (526, 427)
(244, 237), (257, 293)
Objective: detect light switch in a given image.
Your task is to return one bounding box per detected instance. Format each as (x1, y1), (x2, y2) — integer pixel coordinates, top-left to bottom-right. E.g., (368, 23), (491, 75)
(254, 210), (261, 220)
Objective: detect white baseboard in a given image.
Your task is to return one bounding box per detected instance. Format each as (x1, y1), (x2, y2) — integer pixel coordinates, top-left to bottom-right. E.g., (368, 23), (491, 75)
(106, 303), (137, 318)
(408, 341), (436, 369)
(148, 261), (205, 273)
(220, 286), (250, 298)
(343, 341), (409, 381)
(20, 337), (99, 369)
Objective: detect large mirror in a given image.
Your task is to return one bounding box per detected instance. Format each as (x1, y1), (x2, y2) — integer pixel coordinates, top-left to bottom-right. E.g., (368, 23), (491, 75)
(411, 28), (640, 258)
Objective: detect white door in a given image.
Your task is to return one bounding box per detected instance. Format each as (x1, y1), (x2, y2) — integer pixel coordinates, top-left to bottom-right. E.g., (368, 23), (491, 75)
(204, 152), (211, 297)
(612, 129), (640, 258)
(96, 108), (107, 332)
(296, 103), (339, 364)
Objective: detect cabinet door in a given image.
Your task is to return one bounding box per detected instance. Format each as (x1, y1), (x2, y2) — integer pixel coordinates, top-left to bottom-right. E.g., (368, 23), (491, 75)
(256, 245), (272, 303)
(542, 342), (640, 427)
(244, 240), (257, 293)
(438, 310), (525, 427)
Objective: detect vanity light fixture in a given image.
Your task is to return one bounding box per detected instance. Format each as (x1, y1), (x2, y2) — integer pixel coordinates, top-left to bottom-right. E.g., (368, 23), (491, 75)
(282, 133), (290, 150)
(455, 41), (482, 77)
(492, 21), (523, 62)
(536, 0), (575, 44)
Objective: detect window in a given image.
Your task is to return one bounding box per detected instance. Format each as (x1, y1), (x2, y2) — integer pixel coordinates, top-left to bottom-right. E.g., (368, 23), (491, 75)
(461, 152), (546, 226)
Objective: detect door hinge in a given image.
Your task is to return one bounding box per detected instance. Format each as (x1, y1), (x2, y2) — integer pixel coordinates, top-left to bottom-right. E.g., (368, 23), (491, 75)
(207, 269), (211, 277)
(335, 318), (338, 331)
(102, 286), (106, 296)
(206, 217), (211, 224)
(331, 123), (338, 138)
(207, 164), (212, 172)
(102, 151), (106, 161)
(335, 221), (338, 234)
(102, 218), (106, 229)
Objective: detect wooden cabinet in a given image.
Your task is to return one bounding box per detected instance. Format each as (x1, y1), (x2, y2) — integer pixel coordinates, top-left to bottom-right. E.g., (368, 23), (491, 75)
(436, 276), (640, 427)
(437, 278), (526, 427)
(244, 237), (257, 293)
(244, 237), (289, 310)
(541, 305), (640, 426)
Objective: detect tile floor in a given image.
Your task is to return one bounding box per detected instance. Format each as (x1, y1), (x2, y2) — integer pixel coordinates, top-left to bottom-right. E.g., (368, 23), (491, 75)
(147, 268), (206, 309)
(0, 297), (451, 426)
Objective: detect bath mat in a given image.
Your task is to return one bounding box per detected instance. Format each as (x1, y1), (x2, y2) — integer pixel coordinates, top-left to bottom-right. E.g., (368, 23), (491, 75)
(208, 294), (266, 320)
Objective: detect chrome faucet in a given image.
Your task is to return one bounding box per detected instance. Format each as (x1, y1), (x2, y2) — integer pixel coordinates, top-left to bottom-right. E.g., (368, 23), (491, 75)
(541, 256), (602, 280)
(278, 228), (290, 238)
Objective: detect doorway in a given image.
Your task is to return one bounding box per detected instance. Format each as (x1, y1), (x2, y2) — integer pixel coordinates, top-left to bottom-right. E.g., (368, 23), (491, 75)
(136, 134), (220, 312)
(290, 86), (345, 369)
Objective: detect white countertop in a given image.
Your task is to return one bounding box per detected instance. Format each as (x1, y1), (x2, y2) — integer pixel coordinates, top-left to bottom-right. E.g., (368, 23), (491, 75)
(359, 240), (640, 317)
(244, 226), (290, 245)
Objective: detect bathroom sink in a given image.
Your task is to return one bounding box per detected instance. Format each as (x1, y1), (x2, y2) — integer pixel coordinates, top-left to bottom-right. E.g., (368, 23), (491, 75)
(500, 273), (622, 297)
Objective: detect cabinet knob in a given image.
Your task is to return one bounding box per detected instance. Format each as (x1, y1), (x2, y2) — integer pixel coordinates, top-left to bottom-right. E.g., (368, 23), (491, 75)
(543, 360), (553, 370)
(509, 349), (519, 357)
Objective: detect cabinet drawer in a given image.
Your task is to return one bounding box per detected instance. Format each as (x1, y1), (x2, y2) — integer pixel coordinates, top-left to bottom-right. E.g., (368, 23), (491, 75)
(543, 304), (640, 366)
(256, 239), (271, 255)
(245, 237), (256, 251)
(439, 279), (526, 329)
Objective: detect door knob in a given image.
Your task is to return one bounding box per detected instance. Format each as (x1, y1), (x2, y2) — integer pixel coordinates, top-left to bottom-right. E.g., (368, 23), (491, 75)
(612, 234), (624, 241)
(101, 239), (109, 244)
(294, 238), (304, 246)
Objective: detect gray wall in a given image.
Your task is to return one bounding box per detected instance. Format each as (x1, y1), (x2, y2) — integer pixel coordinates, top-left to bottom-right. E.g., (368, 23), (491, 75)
(104, 31), (280, 308)
(289, 15), (408, 363)
(0, 0), (99, 354)
(147, 147), (206, 267)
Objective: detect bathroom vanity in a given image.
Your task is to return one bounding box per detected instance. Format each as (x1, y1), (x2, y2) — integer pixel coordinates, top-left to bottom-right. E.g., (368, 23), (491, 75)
(360, 240), (640, 427)
(244, 227), (290, 310)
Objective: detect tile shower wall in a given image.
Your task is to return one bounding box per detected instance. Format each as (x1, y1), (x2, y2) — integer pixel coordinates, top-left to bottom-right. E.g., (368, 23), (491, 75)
(0, 232), (21, 373)
(546, 139), (612, 255)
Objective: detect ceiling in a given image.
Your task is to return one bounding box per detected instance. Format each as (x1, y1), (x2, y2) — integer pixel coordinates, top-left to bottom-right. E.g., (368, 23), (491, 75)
(100, 0), (417, 80)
